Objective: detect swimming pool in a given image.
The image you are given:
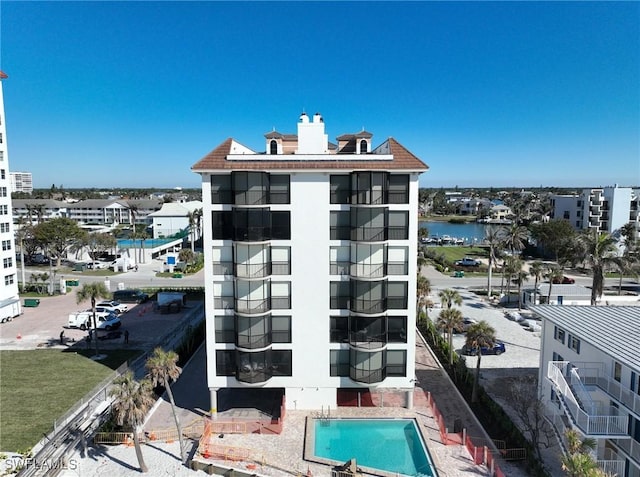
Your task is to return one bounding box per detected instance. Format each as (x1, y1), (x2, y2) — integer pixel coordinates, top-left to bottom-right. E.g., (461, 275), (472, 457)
(117, 238), (179, 249)
(313, 418), (436, 476)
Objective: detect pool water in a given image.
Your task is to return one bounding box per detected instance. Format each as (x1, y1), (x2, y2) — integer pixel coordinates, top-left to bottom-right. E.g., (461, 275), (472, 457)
(117, 238), (178, 248)
(314, 419), (436, 476)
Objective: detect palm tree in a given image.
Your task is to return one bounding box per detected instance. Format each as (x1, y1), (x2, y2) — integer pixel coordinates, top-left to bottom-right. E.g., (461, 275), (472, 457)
(128, 203), (139, 267)
(187, 210), (197, 253)
(416, 275), (432, 319)
(145, 348), (186, 462)
(503, 256), (523, 304)
(545, 266), (564, 304)
(528, 261), (546, 306)
(465, 320), (497, 403)
(438, 288), (462, 310)
(110, 372), (155, 473)
(437, 307), (464, 365)
(514, 269), (529, 310)
(578, 230), (621, 305)
(561, 429), (605, 477)
(484, 226), (504, 299)
(76, 282), (111, 358)
(504, 223), (529, 256)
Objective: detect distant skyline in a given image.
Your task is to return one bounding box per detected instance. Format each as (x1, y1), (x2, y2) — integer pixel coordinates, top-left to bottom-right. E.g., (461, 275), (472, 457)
(1, 2), (638, 189)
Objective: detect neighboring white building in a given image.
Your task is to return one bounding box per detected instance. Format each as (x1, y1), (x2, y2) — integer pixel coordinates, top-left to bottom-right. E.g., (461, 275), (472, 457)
(551, 186), (640, 240)
(147, 200), (202, 239)
(9, 171), (33, 194)
(0, 72), (21, 322)
(533, 305), (640, 477)
(192, 112), (428, 412)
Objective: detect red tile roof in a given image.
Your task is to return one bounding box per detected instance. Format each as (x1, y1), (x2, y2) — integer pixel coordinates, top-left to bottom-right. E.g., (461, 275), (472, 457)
(192, 137), (429, 172)
(0, 71), (8, 80)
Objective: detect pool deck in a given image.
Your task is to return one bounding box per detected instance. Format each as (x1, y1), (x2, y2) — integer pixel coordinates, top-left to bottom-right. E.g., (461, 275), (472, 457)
(163, 330), (527, 477)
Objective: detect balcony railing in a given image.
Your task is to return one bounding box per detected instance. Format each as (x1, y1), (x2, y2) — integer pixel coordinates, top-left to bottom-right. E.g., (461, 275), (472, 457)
(330, 261), (350, 276)
(350, 262), (386, 278)
(547, 362), (629, 437)
(213, 296), (234, 310)
(387, 261), (408, 275)
(348, 331), (386, 350)
(271, 261), (290, 275)
(610, 437), (640, 463)
(571, 361), (640, 417)
(235, 262), (271, 279)
(236, 332), (272, 350)
(350, 298), (386, 314)
(235, 298), (270, 314)
(350, 367), (385, 384)
(596, 448), (625, 477)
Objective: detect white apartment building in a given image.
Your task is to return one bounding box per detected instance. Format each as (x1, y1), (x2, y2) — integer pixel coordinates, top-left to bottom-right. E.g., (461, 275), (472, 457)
(0, 72), (21, 321)
(192, 113), (428, 412)
(534, 305), (640, 477)
(9, 171), (33, 194)
(147, 200), (202, 239)
(551, 186), (640, 240)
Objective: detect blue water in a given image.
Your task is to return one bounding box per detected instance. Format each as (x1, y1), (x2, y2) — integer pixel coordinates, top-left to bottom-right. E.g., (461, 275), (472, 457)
(314, 419), (435, 476)
(117, 238), (177, 249)
(420, 221), (489, 244)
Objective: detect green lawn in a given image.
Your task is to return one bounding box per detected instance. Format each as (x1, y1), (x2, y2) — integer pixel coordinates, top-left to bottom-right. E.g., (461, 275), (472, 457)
(427, 245), (487, 263)
(0, 349), (141, 452)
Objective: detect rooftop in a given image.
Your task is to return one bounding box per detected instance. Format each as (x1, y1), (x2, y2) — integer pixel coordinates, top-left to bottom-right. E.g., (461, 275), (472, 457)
(530, 305), (640, 370)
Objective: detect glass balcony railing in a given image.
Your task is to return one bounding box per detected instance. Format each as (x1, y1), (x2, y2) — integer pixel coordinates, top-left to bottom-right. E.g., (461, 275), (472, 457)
(350, 367), (385, 384)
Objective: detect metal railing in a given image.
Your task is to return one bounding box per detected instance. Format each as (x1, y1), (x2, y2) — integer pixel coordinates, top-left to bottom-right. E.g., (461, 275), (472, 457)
(547, 362), (629, 437)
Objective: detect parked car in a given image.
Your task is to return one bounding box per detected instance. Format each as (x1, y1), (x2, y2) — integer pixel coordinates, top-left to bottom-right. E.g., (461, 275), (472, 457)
(455, 257), (481, 267)
(68, 311), (121, 331)
(112, 289), (149, 304)
(86, 261), (108, 270)
(96, 301), (128, 314)
(453, 318), (477, 334)
(552, 276), (575, 284)
(462, 342), (506, 356)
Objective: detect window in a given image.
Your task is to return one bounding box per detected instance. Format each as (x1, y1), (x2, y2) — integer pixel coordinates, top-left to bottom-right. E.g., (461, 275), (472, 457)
(330, 281), (350, 309)
(233, 172), (269, 205)
(214, 315), (234, 343)
(388, 316), (407, 343)
(351, 172), (386, 205)
(563, 211), (570, 219)
(3, 257), (12, 268)
(359, 139), (368, 153)
(0, 222), (9, 233)
(387, 282), (408, 309)
(330, 349), (349, 376)
(0, 187), (6, 197)
(568, 335), (580, 353)
(0, 205), (7, 215)
(271, 211), (291, 239)
(614, 362), (622, 382)
(330, 316), (348, 342)
(554, 326), (565, 344)
(0, 133), (3, 144)
(272, 315), (291, 343)
(211, 211), (233, 239)
(270, 140), (278, 155)
(387, 350), (406, 376)
(388, 211), (409, 239)
(1, 240), (11, 251)
(271, 350), (292, 376)
(4, 274), (14, 285)
(269, 175), (290, 204)
(552, 352), (564, 362)
(330, 175), (350, 204)
(0, 169), (4, 179)
(387, 175), (409, 204)
(215, 350), (236, 376)
(211, 175), (233, 204)
(330, 211), (350, 240)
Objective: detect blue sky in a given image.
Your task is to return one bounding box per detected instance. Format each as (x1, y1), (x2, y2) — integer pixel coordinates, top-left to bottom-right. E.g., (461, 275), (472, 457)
(1, 1), (638, 189)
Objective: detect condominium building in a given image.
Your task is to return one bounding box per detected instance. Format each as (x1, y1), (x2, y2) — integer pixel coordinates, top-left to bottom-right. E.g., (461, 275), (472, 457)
(0, 72), (21, 322)
(534, 305), (640, 477)
(192, 113), (428, 412)
(9, 171), (33, 194)
(551, 186), (640, 239)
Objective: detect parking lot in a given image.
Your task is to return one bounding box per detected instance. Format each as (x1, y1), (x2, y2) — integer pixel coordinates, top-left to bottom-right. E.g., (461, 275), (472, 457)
(429, 286), (542, 386)
(0, 290), (198, 351)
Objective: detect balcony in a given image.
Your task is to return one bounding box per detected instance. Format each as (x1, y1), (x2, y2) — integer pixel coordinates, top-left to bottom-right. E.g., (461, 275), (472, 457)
(350, 367), (385, 384)
(235, 262), (271, 279)
(351, 227), (386, 242)
(235, 298), (270, 314)
(351, 298), (386, 314)
(547, 361), (629, 437)
(236, 331), (272, 350)
(348, 330), (386, 350)
(610, 437), (640, 464)
(330, 261), (350, 276)
(350, 262), (386, 279)
(212, 261), (233, 276)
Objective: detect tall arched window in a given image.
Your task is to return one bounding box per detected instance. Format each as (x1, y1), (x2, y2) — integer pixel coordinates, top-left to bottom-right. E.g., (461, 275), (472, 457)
(360, 139), (368, 154)
(270, 140), (278, 155)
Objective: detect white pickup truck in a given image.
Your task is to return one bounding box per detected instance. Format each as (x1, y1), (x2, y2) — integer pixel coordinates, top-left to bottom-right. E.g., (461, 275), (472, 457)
(68, 311), (122, 331)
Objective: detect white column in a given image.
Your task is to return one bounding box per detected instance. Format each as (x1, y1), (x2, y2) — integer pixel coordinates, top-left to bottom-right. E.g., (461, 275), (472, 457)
(209, 388), (218, 418)
(406, 389), (414, 409)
